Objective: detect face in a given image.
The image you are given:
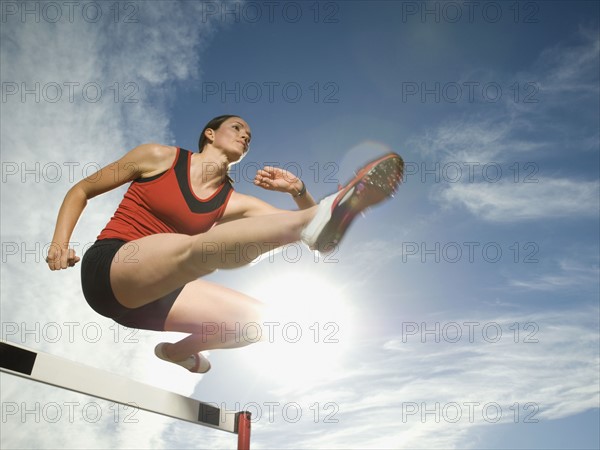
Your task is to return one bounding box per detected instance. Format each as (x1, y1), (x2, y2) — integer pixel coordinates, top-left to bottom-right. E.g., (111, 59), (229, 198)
(205, 117), (252, 160)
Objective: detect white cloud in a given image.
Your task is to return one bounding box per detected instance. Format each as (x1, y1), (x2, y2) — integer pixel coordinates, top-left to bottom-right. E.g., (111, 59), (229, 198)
(409, 115), (550, 164)
(243, 307), (599, 449)
(529, 26), (600, 95)
(437, 177), (599, 222)
(408, 27), (599, 224)
(509, 259), (600, 291)
(1, 2), (225, 449)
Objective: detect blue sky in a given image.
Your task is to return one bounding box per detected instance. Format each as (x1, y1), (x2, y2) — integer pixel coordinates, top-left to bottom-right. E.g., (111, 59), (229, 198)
(1, 1), (598, 449)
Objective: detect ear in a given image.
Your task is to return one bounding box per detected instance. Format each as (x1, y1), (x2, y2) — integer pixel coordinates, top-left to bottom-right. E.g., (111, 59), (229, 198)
(204, 128), (215, 143)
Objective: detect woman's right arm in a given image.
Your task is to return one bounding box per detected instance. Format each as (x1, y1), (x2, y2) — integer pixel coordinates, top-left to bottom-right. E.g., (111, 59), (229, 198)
(47, 143), (169, 270)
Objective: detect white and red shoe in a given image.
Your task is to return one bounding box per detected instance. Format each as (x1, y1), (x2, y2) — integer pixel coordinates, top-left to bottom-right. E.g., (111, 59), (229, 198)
(301, 153), (404, 252)
(154, 343), (211, 373)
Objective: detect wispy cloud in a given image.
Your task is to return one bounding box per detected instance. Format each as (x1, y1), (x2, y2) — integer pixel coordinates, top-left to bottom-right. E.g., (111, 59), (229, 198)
(410, 116), (546, 162)
(528, 26), (600, 95)
(1, 2), (226, 449)
(244, 307), (599, 449)
(409, 27), (599, 223)
(437, 178), (599, 222)
(509, 259), (600, 291)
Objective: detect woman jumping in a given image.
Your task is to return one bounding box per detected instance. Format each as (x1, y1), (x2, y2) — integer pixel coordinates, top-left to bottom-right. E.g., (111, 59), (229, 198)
(47, 115), (403, 373)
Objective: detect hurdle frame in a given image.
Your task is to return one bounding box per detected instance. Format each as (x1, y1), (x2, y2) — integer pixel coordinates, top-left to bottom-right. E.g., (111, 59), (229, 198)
(0, 340), (251, 450)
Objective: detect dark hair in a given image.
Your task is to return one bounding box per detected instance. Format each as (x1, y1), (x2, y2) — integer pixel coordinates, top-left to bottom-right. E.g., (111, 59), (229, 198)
(198, 114), (241, 152)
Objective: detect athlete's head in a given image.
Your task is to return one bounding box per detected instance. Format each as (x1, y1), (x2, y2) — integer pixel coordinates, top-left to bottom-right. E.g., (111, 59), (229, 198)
(198, 115), (251, 158)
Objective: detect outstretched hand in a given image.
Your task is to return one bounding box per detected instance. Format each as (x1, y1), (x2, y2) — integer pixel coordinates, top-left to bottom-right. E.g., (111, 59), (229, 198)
(47, 244), (80, 270)
(254, 166), (303, 196)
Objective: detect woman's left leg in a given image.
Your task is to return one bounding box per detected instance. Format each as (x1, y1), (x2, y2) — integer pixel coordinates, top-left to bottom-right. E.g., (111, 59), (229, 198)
(160, 278), (265, 361)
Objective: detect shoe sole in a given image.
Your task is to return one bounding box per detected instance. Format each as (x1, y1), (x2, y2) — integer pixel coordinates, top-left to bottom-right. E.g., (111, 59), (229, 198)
(155, 343), (211, 373)
(313, 153), (403, 252)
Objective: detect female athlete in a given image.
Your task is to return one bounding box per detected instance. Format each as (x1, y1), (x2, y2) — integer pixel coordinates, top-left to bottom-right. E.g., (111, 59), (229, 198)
(47, 115), (403, 373)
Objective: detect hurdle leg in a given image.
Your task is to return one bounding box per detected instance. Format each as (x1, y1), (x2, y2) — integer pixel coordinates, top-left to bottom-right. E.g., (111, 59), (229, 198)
(237, 411), (251, 450)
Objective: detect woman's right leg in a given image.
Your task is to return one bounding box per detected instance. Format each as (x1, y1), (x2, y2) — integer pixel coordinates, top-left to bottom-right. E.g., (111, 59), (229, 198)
(110, 207), (316, 309)
(160, 277), (266, 361)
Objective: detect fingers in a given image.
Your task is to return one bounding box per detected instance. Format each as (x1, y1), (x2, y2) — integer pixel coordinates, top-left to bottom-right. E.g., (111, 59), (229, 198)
(255, 167), (267, 176)
(256, 167), (298, 182)
(67, 248), (76, 267)
(260, 166), (277, 176)
(253, 172), (268, 184)
(46, 249), (59, 270)
(254, 168), (277, 189)
(253, 176), (274, 190)
(256, 167), (275, 180)
(254, 166), (300, 194)
(46, 247), (80, 270)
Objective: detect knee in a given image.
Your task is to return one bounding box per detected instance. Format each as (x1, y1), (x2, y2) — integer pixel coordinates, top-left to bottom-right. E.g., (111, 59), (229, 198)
(180, 237), (219, 276)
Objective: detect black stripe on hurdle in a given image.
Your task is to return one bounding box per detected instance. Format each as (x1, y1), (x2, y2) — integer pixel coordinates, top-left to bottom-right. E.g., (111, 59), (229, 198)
(0, 341), (37, 375)
(198, 402), (221, 427)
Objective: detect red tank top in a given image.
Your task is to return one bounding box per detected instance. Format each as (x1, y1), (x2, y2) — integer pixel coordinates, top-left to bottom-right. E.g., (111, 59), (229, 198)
(97, 148), (234, 241)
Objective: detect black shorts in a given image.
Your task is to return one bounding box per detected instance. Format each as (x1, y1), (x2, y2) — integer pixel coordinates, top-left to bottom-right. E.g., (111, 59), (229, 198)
(81, 239), (183, 331)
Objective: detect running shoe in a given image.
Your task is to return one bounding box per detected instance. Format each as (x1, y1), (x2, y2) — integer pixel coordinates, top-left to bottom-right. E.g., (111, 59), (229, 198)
(155, 343), (211, 373)
(301, 153), (404, 252)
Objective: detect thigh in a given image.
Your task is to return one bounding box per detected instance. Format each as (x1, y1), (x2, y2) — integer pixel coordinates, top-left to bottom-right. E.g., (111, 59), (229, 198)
(113, 285), (184, 331)
(163, 278), (264, 335)
(109, 233), (212, 308)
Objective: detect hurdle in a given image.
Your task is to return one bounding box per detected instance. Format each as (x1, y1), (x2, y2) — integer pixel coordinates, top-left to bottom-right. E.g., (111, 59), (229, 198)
(0, 340), (251, 449)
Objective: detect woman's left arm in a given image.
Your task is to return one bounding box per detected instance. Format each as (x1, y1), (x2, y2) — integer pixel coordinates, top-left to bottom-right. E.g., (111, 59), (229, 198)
(254, 166), (316, 209)
(219, 167), (316, 224)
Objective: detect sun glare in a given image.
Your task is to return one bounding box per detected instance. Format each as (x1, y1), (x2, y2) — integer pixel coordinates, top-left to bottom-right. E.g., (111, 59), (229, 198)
(241, 270), (356, 384)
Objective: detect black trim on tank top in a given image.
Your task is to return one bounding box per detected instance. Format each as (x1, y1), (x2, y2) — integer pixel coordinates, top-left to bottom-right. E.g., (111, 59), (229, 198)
(175, 149), (232, 213)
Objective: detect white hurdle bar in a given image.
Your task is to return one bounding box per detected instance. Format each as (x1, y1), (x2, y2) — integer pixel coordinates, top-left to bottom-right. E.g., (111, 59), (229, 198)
(0, 340), (251, 450)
